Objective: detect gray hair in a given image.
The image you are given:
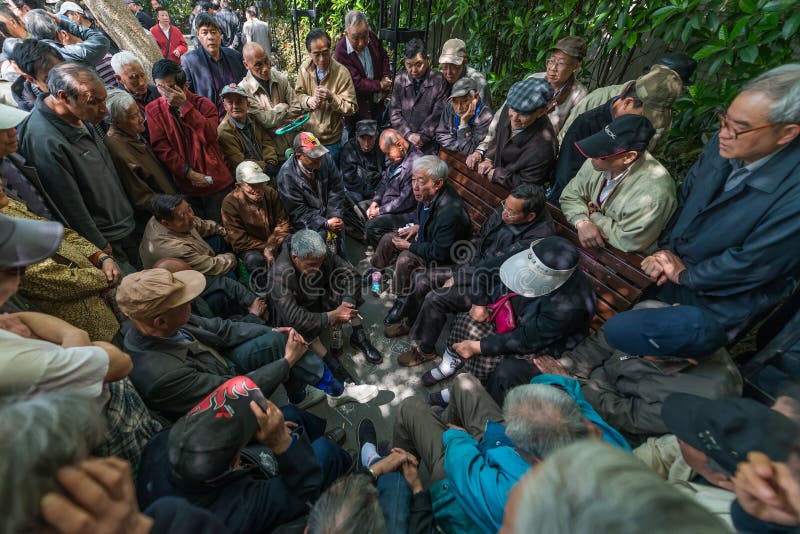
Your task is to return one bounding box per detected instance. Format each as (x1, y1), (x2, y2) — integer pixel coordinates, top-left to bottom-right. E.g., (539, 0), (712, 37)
(307, 474), (387, 534)
(412, 155), (448, 183)
(290, 229), (327, 260)
(513, 440), (730, 534)
(0, 393), (106, 534)
(742, 63), (800, 124)
(503, 384), (589, 459)
(106, 88), (136, 124)
(110, 50), (143, 76)
(344, 9), (368, 30)
(24, 8), (59, 40)
(47, 61), (102, 100)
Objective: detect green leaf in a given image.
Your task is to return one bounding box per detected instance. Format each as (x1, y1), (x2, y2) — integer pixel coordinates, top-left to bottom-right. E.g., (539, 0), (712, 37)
(693, 44), (723, 60)
(651, 5), (681, 17)
(607, 28), (626, 49)
(707, 12), (720, 32)
(739, 44), (759, 63)
(729, 17), (749, 41)
(718, 24), (728, 41)
(782, 11), (800, 38)
(738, 0), (757, 13)
(626, 32), (638, 47)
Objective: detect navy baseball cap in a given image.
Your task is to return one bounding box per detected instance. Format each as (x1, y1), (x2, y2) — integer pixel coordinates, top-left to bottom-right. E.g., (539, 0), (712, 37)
(575, 114), (655, 159)
(662, 393), (799, 473)
(506, 77), (554, 115)
(604, 305), (727, 359)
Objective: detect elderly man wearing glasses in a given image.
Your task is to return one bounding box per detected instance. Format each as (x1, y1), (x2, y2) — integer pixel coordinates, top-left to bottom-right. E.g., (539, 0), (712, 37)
(639, 64), (800, 348)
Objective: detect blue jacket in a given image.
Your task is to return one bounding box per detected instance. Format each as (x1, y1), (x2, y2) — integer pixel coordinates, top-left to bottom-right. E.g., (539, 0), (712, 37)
(181, 47), (247, 118)
(656, 135), (800, 335)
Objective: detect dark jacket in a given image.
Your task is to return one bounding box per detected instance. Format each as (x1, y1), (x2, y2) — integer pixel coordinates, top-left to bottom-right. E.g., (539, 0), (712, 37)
(43, 18), (109, 66)
(549, 98), (615, 202)
(572, 324), (742, 436)
(435, 100), (493, 155)
(479, 269), (596, 357)
(486, 105), (558, 190)
(268, 237), (361, 339)
(390, 68), (449, 153)
(655, 135), (800, 335)
(276, 155), (346, 232)
(339, 137), (385, 200)
(0, 153), (68, 225)
(17, 96), (135, 249)
(215, 7), (241, 49)
(181, 46), (247, 118)
(123, 314), (290, 421)
(333, 31), (391, 124)
(409, 182), (471, 264)
(137, 426), (324, 533)
(372, 144), (422, 215)
(10, 76), (37, 111)
(135, 9), (155, 29)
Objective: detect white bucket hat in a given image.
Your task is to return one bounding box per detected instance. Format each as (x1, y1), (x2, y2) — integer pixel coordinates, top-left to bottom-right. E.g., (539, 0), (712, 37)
(499, 237), (579, 298)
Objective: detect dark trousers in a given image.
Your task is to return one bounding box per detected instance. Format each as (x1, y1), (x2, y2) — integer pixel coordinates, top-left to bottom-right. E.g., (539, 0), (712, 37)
(242, 249), (267, 273)
(484, 358), (539, 407)
(281, 406), (351, 489)
(187, 186), (233, 224)
(110, 232), (142, 271)
(410, 281), (470, 353)
(365, 212), (415, 247)
(372, 232), (426, 296)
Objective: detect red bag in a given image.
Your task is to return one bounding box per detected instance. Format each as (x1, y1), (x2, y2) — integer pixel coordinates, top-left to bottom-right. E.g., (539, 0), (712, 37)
(488, 292), (518, 334)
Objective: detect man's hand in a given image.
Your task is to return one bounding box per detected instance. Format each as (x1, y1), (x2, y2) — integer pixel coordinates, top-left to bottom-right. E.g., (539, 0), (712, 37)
(40, 457), (153, 534)
(216, 224), (227, 236)
(273, 102), (289, 113)
(651, 250), (686, 285)
(157, 83), (187, 109)
(172, 48), (181, 57)
(250, 400), (293, 454)
(407, 133), (423, 148)
(397, 224), (418, 240)
(641, 254), (667, 285)
(366, 202), (380, 219)
(734, 451), (800, 526)
(328, 302), (358, 325)
(442, 276), (454, 288)
(391, 236), (411, 251)
(458, 97), (477, 125)
(327, 217), (344, 233)
(0, 313), (34, 338)
(186, 170), (211, 188)
(465, 152), (482, 170)
(476, 159), (494, 176)
(314, 85), (332, 102)
(575, 220), (607, 249)
(248, 297), (267, 317)
(453, 339), (481, 359)
(469, 304), (491, 322)
(283, 328), (309, 366)
(396, 448), (424, 494)
(369, 450), (408, 477)
(380, 76), (392, 92)
(98, 258), (120, 286)
(307, 96), (322, 110)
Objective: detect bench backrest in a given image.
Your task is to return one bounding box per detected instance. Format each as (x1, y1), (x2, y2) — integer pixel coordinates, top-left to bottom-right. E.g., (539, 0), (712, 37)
(439, 148), (651, 330)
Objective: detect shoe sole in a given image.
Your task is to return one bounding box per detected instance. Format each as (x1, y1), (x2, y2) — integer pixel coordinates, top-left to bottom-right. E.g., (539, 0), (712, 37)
(327, 389), (379, 407)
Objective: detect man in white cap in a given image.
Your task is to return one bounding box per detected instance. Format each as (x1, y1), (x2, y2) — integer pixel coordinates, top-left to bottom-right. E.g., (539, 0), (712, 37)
(221, 160), (290, 274)
(438, 37), (491, 111)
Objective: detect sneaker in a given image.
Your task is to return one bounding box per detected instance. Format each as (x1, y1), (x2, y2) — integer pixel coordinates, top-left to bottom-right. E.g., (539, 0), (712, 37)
(292, 386), (326, 410)
(327, 382), (380, 407)
(384, 318), (410, 338)
(398, 346), (437, 367)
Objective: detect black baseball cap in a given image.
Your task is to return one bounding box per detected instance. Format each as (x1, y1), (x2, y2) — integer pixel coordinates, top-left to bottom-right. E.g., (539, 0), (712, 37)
(168, 376), (267, 483)
(662, 393), (799, 473)
(575, 114), (655, 159)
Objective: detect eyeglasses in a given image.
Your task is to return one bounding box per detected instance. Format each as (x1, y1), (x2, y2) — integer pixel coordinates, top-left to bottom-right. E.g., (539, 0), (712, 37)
(717, 112), (782, 140)
(501, 199), (523, 217)
(546, 58), (573, 71)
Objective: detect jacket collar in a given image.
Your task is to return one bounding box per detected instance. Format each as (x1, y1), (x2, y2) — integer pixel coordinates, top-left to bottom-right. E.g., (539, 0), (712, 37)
(241, 69), (278, 96)
(34, 95), (95, 143)
(731, 137), (800, 194)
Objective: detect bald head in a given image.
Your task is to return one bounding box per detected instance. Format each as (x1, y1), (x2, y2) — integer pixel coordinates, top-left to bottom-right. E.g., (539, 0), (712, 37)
(380, 128), (410, 163)
(153, 257), (194, 273)
(242, 42), (271, 81)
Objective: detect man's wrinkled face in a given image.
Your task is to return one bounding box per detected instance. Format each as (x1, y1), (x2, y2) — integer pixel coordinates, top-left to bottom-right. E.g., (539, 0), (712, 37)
(308, 37), (331, 71)
(197, 25), (222, 56)
(440, 62), (463, 84)
(297, 152), (323, 170)
(292, 254), (324, 276)
(404, 53), (428, 81)
(500, 195), (531, 225)
(545, 50), (580, 87)
(162, 201), (196, 234)
(0, 126), (19, 159)
(241, 181), (266, 202)
(243, 46), (271, 80)
(412, 169), (442, 203)
(345, 21), (369, 53)
(508, 107), (539, 131)
(62, 79), (108, 124)
(0, 13), (27, 38)
(451, 93), (475, 116)
(357, 134), (376, 153)
(381, 139), (406, 164)
(115, 102), (145, 135)
(116, 62), (148, 98)
(222, 94), (249, 123)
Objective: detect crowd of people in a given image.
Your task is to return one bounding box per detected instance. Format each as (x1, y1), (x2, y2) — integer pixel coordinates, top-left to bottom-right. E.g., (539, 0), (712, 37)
(1, 0), (800, 532)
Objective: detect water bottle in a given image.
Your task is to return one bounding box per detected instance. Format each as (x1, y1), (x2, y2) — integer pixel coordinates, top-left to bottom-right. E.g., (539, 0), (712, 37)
(371, 271), (382, 296)
(204, 175), (214, 185)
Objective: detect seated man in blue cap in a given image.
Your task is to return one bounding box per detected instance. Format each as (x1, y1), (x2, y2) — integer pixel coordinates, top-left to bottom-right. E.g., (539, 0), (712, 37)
(137, 376), (352, 533)
(466, 77), (557, 190)
(434, 77), (493, 156)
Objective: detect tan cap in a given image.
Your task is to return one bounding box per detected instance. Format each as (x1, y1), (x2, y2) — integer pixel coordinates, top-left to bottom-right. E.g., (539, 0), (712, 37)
(438, 38), (466, 66)
(634, 64), (683, 129)
(235, 160), (271, 184)
(116, 268), (206, 319)
(550, 36), (587, 60)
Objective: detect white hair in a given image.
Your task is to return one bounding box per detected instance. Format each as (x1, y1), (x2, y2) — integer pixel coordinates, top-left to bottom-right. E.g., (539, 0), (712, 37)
(110, 50), (143, 76)
(742, 63), (800, 125)
(412, 155), (449, 183)
(290, 229), (327, 259)
(106, 88), (136, 124)
(513, 440), (730, 534)
(307, 474), (386, 534)
(344, 9), (368, 30)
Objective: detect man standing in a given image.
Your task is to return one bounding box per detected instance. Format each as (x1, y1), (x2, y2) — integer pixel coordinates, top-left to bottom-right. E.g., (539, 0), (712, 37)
(241, 6), (271, 57)
(150, 7), (187, 62)
(217, 83), (279, 177)
(333, 10), (391, 137)
(240, 42), (303, 161)
(125, 0), (154, 29)
(390, 38), (448, 154)
(295, 28), (357, 162)
(437, 38), (491, 110)
(215, 0), (241, 50)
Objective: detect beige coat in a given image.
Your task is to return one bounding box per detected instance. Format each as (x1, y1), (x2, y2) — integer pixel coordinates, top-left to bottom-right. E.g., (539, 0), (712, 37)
(139, 216), (236, 275)
(239, 69), (303, 159)
(295, 57), (357, 145)
(559, 152), (676, 253)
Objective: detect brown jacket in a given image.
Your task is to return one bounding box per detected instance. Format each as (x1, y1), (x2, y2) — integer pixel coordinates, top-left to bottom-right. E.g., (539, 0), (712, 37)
(295, 57), (358, 145)
(390, 68), (449, 153)
(221, 186), (289, 253)
(239, 69), (303, 160)
(104, 127), (177, 221)
(139, 216), (236, 275)
(217, 114), (279, 177)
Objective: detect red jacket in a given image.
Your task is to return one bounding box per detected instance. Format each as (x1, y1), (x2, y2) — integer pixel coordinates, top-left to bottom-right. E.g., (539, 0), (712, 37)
(150, 24), (188, 63)
(146, 91), (233, 196)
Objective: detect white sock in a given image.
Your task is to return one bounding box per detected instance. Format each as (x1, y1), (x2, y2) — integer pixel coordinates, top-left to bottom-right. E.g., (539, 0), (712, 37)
(430, 348), (462, 381)
(440, 388), (451, 404)
(361, 442), (379, 467)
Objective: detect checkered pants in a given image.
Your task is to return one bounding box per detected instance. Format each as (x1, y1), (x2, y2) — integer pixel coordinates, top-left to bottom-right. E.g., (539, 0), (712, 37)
(447, 312), (533, 381)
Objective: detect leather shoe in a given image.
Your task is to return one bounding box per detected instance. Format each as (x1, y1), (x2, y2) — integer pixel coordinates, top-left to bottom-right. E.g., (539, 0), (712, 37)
(324, 426), (347, 446)
(357, 418), (378, 467)
(350, 329), (383, 364)
(384, 318), (410, 338)
(384, 298), (406, 325)
(398, 346), (437, 367)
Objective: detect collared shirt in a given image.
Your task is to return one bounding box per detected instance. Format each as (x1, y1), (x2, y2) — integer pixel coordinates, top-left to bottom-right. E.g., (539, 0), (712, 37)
(316, 67), (327, 83)
(345, 37), (374, 79)
(598, 165), (633, 205)
(724, 147), (784, 192)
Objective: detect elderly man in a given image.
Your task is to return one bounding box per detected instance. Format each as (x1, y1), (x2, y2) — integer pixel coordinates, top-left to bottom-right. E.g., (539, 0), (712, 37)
(277, 132), (347, 256)
(181, 13), (246, 118)
(640, 64), (800, 342)
(296, 28), (357, 162)
(372, 155), (471, 328)
(139, 194), (234, 277)
(333, 10), (391, 137)
(104, 89), (177, 227)
(363, 128), (422, 246)
(222, 161), (290, 274)
(390, 38), (448, 154)
(468, 77), (557, 190)
(560, 114), (676, 253)
(437, 38), (491, 109)
(147, 59), (233, 223)
(24, 8), (108, 66)
(548, 65), (682, 202)
(240, 41), (303, 161)
(110, 51), (159, 113)
(340, 118), (384, 203)
(530, 36), (588, 134)
(16, 62), (138, 265)
(393, 376), (592, 532)
(242, 6), (271, 53)
(125, 0), (154, 29)
(0, 5), (28, 39)
(150, 7), (187, 62)
(269, 229), (384, 370)
(9, 38), (61, 111)
(218, 83), (279, 177)
(435, 77), (493, 155)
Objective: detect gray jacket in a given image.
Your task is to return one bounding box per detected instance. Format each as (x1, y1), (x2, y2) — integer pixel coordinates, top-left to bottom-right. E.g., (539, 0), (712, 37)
(43, 18), (110, 66)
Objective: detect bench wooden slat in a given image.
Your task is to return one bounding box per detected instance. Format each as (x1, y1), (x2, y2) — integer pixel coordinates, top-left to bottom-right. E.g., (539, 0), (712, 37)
(439, 150), (509, 201)
(448, 170), (500, 213)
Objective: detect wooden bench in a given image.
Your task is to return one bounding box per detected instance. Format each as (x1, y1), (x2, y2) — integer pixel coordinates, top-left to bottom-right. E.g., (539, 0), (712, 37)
(439, 148), (652, 330)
